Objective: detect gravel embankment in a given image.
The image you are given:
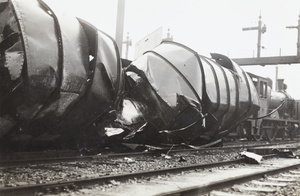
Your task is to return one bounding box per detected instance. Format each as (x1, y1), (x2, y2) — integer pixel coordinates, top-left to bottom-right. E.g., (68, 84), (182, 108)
(0, 149), (241, 187)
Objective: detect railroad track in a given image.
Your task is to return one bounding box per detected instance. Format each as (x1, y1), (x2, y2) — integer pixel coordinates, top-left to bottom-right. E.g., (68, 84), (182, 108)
(0, 154), (277, 196)
(159, 158), (300, 196)
(209, 169), (300, 196)
(1, 154), (298, 196)
(0, 140), (297, 167)
(0, 141), (299, 195)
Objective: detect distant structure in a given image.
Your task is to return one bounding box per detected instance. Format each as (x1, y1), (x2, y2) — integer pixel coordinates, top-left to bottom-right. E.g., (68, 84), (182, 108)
(242, 14), (266, 58)
(123, 32), (132, 59)
(233, 14), (300, 66)
(286, 14), (300, 57)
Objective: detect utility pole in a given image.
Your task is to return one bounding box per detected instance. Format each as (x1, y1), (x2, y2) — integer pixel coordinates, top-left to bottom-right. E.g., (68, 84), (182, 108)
(286, 14), (300, 56)
(123, 32), (132, 59)
(242, 14), (266, 58)
(275, 66), (279, 90)
(115, 0), (125, 57)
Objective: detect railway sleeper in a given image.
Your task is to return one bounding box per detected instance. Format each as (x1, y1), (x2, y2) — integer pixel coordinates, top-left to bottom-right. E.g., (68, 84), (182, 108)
(210, 169), (300, 196)
(42, 183), (77, 194)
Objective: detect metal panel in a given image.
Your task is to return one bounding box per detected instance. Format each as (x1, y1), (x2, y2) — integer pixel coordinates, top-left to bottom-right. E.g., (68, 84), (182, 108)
(153, 42), (203, 101)
(134, 27), (162, 59)
(0, 0), (125, 147)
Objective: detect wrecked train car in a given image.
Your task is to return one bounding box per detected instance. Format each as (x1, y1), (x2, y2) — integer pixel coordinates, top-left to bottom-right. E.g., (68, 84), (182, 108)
(0, 0), (261, 151)
(0, 0), (124, 149)
(121, 42), (260, 146)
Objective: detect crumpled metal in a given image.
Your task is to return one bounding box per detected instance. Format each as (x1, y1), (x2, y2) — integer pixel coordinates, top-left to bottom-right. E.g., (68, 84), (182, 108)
(0, 0), (124, 145)
(0, 0), (260, 149)
(120, 42), (260, 145)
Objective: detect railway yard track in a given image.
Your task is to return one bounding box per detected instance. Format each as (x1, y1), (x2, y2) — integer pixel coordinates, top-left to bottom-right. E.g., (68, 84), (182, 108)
(0, 140), (300, 195)
(0, 140), (291, 167)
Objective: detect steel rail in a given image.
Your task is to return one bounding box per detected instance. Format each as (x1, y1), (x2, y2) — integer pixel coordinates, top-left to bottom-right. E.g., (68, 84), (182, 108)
(156, 160), (300, 196)
(0, 140), (297, 168)
(0, 157), (252, 196)
(0, 146), (285, 196)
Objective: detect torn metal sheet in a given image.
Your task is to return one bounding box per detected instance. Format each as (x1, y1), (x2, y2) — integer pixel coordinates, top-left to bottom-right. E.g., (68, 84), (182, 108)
(4, 41), (24, 80)
(120, 42), (260, 146)
(0, 0), (124, 149)
(241, 151), (263, 164)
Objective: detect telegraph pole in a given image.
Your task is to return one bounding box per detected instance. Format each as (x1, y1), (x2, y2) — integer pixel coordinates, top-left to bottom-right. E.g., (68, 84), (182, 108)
(123, 32), (132, 59)
(115, 0), (125, 57)
(286, 14), (300, 56)
(233, 14), (300, 66)
(242, 14), (266, 58)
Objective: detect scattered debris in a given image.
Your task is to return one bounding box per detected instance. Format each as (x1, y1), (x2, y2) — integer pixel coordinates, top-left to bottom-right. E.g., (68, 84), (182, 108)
(178, 156), (187, 162)
(105, 128), (125, 137)
(109, 180), (121, 186)
(161, 154), (172, 159)
(272, 148), (299, 158)
(241, 151), (263, 164)
(124, 157), (135, 163)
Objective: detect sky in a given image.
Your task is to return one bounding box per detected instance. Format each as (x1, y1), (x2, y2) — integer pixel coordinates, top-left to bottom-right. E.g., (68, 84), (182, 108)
(47, 0), (300, 99)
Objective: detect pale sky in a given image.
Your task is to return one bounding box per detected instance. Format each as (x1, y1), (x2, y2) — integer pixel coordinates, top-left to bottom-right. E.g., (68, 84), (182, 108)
(46, 0), (300, 99)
